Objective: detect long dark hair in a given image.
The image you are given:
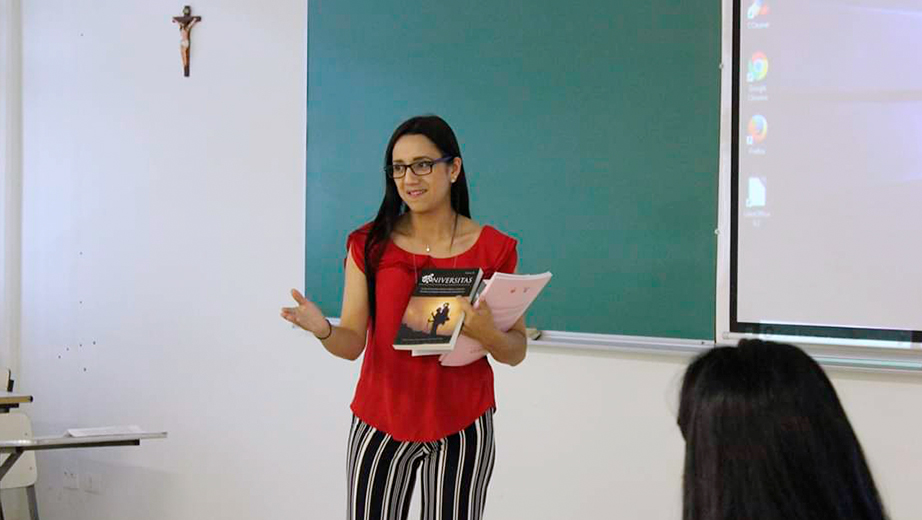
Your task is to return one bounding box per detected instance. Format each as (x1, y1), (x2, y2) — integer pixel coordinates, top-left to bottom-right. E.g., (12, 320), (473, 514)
(678, 339), (888, 520)
(364, 115), (471, 327)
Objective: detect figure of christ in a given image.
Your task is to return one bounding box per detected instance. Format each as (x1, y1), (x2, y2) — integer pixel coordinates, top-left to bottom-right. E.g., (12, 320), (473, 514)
(172, 6), (201, 77)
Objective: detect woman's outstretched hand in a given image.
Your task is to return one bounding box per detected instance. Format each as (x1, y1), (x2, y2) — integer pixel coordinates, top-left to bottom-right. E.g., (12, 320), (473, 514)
(281, 289), (330, 337)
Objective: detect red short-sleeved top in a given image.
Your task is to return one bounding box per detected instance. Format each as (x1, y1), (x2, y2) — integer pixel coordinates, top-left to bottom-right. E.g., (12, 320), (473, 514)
(346, 222), (518, 442)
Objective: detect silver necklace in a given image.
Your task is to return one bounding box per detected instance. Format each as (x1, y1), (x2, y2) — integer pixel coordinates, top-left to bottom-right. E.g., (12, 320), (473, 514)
(422, 212), (458, 256)
(412, 214), (459, 279)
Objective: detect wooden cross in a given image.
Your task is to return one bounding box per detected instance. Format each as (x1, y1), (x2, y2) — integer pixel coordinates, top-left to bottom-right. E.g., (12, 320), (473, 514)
(172, 6), (202, 77)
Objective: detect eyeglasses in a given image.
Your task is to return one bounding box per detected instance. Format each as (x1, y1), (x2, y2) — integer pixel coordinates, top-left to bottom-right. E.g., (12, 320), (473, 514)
(385, 156), (453, 179)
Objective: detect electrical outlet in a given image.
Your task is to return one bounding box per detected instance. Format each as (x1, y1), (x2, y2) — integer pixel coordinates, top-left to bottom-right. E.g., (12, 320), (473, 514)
(63, 469), (79, 490)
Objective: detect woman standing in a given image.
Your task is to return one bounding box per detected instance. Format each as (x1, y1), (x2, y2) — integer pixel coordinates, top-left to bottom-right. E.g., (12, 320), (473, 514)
(282, 115), (527, 520)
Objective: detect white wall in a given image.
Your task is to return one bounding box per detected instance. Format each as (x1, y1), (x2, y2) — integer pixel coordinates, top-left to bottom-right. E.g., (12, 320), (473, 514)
(13, 1), (922, 519)
(1, 0), (23, 394)
(1, 2), (27, 515)
(19, 0), (341, 518)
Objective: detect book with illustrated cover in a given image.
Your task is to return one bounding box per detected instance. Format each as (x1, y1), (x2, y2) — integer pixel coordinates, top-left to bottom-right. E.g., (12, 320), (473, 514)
(411, 278), (489, 357)
(393, 268), (484, 352)
(438, 271), (552, 366)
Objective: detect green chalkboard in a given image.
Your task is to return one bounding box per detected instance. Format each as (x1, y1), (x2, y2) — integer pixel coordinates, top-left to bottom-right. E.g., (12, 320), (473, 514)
(306, 0), (720, 339)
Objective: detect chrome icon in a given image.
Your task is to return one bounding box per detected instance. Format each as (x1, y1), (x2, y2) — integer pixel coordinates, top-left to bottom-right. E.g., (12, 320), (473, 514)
(748, 52), (769, 82)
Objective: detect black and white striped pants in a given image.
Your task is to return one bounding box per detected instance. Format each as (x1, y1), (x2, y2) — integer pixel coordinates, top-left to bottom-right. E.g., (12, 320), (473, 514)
(346, 409), (496, 520)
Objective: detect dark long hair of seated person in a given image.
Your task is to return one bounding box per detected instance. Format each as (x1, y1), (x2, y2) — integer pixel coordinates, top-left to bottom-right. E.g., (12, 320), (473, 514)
(677, 339), (888, 520)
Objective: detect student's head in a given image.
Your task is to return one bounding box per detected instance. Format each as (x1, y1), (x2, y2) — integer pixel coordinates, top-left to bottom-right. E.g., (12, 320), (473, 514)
(382, 115), (470, 217)
(677, 339), (887, 520)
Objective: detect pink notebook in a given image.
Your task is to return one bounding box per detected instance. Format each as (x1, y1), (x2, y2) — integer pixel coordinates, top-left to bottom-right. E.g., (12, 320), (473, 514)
(439, 272), (552, 367)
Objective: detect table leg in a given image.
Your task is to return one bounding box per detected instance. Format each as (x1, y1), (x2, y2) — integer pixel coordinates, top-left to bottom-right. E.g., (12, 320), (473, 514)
(26, 485), (39, 520)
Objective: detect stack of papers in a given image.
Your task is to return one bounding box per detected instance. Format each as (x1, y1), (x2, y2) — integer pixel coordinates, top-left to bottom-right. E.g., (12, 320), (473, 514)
(65, 425), (145, 437)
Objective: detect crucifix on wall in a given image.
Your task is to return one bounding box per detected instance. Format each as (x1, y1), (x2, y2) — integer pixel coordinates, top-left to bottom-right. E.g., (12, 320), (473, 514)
(172, 6), (202, 77)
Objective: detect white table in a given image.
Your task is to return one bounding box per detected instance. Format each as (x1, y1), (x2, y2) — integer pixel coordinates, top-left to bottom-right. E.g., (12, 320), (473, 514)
(0, 432), (167, 520)
(0, 431), (167, 453)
